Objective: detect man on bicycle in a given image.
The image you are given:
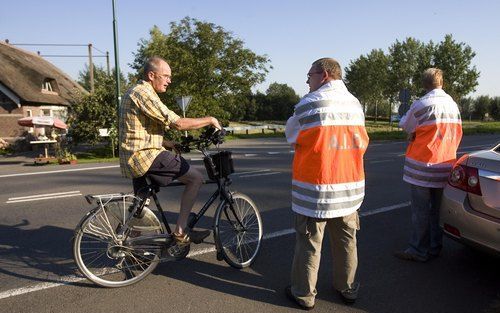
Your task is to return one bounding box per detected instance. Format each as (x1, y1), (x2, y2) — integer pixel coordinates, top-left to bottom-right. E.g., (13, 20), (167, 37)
(119, 56), (221, 246)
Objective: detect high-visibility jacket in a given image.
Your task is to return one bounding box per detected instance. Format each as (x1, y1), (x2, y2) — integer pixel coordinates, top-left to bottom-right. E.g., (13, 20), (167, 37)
(399, 88), (462, 188)
(285, 80), (369, 219)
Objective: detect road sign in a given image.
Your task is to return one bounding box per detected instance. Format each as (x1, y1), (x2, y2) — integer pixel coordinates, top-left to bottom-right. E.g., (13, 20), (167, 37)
(398, 88), (411, 117)
(399, 88), (410, 103)
(176, 96), (192, 114)
(176, 96), (192, 137)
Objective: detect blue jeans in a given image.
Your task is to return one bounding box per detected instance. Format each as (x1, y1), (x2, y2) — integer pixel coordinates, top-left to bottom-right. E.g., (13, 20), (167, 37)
(406, 185), (443, 259)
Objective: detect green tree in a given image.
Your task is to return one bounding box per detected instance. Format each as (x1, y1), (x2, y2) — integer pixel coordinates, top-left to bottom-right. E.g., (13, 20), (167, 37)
(432, 34), (480, 102)
(387, 37), (433, 101)
(131, 17), (271, 126)
(489, 97), (500, 120)
(67, 65), (127, 146)
(345, 49), (390, 118)
(472, 95), (490, 120)
(458, 97), (474, 121)
(264, 83), (300, 120)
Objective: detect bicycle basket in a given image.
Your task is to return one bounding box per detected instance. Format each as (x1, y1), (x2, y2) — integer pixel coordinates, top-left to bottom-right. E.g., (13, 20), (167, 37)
(204, 150), (234, 180)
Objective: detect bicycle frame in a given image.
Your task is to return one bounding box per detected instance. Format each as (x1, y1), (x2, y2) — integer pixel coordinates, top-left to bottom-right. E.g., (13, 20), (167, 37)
(121, 129), (249, 250)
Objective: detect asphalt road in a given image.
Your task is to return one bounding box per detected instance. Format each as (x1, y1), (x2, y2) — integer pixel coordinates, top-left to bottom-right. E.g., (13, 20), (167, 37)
(0, 134), (499, 313)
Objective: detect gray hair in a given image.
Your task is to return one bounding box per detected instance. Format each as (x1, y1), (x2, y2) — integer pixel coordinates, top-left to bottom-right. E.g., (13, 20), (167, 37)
(312, 58), (342, 80)
(422, 68), (443, 90)
(143, 56), (167, 79)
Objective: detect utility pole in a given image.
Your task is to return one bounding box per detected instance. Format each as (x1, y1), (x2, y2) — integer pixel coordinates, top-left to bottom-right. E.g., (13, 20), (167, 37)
(112, 0), (121, 109)
(88, 43), (94, 94)
(106, 51), (110, 75)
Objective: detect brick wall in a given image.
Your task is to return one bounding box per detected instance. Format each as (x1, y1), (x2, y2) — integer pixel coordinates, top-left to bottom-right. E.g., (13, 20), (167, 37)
(0, 94), (24, 139)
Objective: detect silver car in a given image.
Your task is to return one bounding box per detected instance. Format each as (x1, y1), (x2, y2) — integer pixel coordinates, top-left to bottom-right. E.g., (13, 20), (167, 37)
(440, 142), (500, 254)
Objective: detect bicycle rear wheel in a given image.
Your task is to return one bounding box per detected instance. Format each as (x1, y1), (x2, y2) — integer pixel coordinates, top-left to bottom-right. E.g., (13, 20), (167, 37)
(73, 198), (164, 287)
(214, 192), (263, 268)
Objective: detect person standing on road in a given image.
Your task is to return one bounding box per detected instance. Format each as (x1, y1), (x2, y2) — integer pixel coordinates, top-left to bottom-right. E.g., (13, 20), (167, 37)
(284, 58), (369, 309)
(395, 68), (463, 262)
(119, 56), (221, 246)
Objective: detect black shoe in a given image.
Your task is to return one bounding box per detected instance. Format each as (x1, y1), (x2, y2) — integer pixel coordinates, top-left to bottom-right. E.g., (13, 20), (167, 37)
(338, 282), (359, 305)
(394, 250), (428, 262)
(285, 285), (314, 311)
(189, 229), (211, 244)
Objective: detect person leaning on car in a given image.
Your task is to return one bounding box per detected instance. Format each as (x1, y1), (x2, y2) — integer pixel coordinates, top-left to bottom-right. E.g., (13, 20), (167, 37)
(119, 56), (221, 246)
(395, 68), (463, 262)
(284, 58), (369, 309)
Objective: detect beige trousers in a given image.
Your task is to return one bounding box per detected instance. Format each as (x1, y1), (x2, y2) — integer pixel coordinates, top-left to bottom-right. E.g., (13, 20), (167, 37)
(290, 211), (360, 307)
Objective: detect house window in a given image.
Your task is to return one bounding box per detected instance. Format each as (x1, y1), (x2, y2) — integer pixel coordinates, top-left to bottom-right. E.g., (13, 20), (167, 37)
(41, 78), (59, 95)
(41, 109), (52, 117)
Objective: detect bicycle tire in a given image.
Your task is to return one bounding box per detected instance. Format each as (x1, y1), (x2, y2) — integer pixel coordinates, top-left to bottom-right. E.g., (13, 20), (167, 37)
(73, 200), (164, 288)
(214, 192), (263, 268)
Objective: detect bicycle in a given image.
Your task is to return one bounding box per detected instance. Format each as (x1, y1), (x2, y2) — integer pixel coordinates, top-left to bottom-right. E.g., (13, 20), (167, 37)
(72, 128), (263, 288)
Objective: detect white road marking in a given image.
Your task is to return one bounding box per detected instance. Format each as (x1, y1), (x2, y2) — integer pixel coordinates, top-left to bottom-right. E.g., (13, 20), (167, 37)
(6, 193), (83, 204)
(235, 169), (271, 175)
(6, 191), (82, 204)
(8, 191), (80, 201)
(244, 153), (258, 157)
(360, 201), (411, 217)
(196, 272), (276, 293)
(239, 172), (281, 178)
(369, 160), (393, 164)
(0, 165), (119, 178)
(189, 158), (203, 161)
(0, 200), (410, 300)
(267, 152), (280, 155)
(460, 144), (492, 150)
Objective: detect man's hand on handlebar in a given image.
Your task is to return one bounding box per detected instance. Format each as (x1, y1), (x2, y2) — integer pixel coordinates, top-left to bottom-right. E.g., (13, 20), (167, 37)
(210, 117), (222, 130)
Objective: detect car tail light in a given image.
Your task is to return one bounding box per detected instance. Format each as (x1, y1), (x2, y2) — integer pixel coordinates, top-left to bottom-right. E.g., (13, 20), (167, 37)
(448, 161), (482, 196)
(443, 223), (461, 237)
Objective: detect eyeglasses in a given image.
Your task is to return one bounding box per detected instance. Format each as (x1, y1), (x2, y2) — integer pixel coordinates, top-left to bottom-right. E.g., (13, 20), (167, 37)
(153, 72), (172, 80)
(307, 71), (323, 79)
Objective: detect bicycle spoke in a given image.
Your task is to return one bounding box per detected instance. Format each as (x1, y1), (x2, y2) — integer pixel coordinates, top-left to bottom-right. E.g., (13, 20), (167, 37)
(215, 194), (262, 268)
(74, 200), (163, 287)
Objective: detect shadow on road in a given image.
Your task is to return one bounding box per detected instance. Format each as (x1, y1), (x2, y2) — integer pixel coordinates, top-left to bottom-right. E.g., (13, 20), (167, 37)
(0, 219), (91, 287)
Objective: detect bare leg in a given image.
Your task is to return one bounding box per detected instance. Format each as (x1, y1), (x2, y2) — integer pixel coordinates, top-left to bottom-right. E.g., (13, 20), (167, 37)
(174, 167), (204, 234)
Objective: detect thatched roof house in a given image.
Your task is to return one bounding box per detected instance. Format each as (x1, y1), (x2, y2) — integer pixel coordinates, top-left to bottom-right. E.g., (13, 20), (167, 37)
(0, 41), (87, 140)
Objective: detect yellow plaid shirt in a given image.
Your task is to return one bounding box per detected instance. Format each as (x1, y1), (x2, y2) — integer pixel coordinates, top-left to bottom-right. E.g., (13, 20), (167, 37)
(119, 80), (180, 178)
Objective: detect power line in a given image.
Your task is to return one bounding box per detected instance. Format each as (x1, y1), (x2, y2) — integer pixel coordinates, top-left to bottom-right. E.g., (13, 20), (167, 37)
(40, 55), (108, 58)
(10, 42), (108, 55)
(11, 43), (88, 47)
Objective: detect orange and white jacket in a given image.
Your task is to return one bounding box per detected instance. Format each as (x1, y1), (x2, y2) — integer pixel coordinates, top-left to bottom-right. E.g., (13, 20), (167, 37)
(285, 80), (369, 218)
(399, 88), (462, 188)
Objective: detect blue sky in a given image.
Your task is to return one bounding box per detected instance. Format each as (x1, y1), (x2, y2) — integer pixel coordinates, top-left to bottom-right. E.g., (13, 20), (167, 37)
(2, 0), (499, 97)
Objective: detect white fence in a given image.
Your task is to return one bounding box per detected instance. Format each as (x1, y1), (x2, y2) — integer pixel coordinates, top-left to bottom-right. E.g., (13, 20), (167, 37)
(224, 124), (285, 134)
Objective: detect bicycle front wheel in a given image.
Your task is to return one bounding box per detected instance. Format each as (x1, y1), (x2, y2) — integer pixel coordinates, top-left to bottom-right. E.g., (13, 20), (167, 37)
(73, 199), (164, 288)
(214, 192), (263, 268)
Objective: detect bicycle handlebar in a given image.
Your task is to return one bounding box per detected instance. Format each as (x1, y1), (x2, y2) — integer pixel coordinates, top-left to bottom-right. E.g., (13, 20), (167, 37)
(175, 127), (227, 153)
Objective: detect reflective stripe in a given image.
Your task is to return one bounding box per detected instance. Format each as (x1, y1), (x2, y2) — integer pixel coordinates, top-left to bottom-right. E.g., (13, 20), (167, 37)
(292, 196), (364, 212)
(299, 112), (365, 127)
(414, 105), (433, 119)
(418, 112), (462, 125)
(292, 184), (364, 200)
(295, 100), (333, 115)
(403, 169), (448, 183)
(293, 179), (365, 191)
(404, 159), (452, 173)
